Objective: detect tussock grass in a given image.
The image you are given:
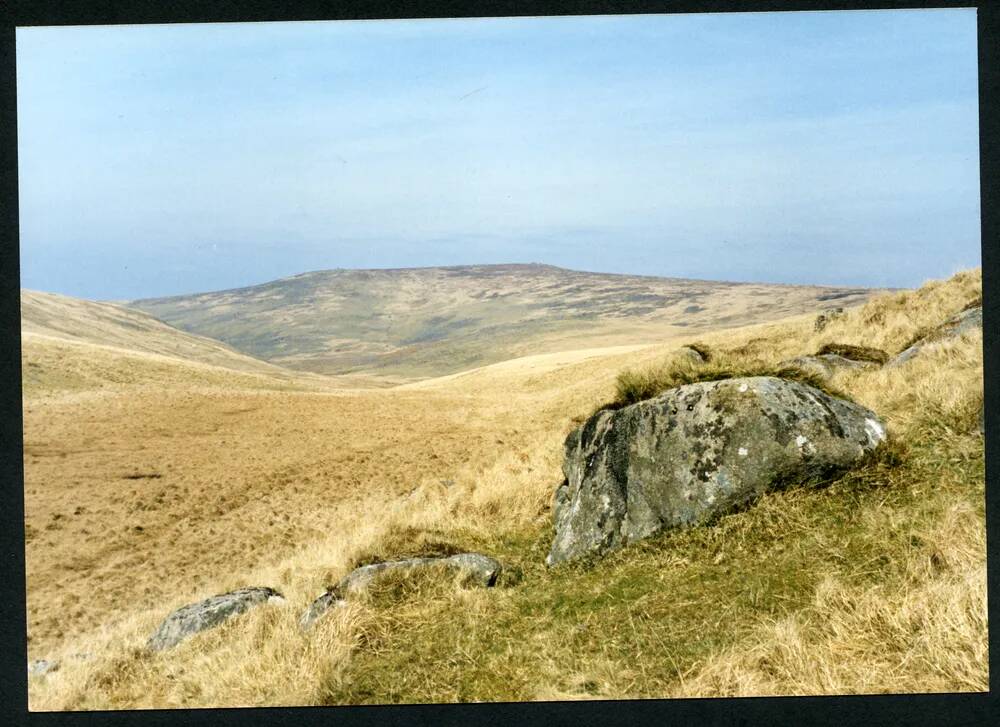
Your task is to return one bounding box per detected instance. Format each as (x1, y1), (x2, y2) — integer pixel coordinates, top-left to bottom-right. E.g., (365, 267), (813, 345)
(672, 500), (986, 696)
(685, 342), (713, 361)
(814, 343), (889, 365)
(607, 348), (843, 412)
(26, 268), (985, 709)
(821, 268), (982, 355)
(348, 526), (466, 570)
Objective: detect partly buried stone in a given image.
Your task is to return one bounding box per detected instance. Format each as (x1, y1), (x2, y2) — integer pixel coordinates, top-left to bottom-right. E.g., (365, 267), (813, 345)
(299, 553), (502, 630)
(780, 354), (875, 380)
(546, 376), (887, 565)
(677, 344), (711, 364)
(888, 306), (982, 368)
(28, 659), (59, 677)
(814, 307), (846, 332)
(147, 587), (285, 652)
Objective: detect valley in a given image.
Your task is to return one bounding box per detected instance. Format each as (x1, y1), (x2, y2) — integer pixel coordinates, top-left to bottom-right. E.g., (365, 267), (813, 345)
(20, 265), (985, 709)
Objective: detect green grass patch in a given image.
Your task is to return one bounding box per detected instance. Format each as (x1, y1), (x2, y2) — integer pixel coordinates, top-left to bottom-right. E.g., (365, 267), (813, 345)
(320, 412), (981, 704)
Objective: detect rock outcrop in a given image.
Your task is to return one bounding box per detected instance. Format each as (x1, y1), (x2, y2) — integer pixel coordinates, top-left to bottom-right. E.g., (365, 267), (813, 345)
(546, 376), (887, 565)
(781, 344), (888, 381)
(147, 587), (285, 652)
(299, 553), (502, 630)
(780, 354), (876, 380)
(888, 306), (982, 368)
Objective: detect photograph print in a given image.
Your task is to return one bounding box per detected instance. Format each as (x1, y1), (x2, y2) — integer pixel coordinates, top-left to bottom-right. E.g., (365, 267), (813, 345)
(16, 7), (986, 711)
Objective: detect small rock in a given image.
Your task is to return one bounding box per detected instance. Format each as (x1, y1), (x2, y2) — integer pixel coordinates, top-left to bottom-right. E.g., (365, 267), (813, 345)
(298, 590), (346, 631)
(28, 659), (59, 677)
(888, 307), (982, 368)
(677, 346), (709, 363)
(299, 553), (503, 630)
(780, 354), (875, 380)
(147, 586), (285, 652)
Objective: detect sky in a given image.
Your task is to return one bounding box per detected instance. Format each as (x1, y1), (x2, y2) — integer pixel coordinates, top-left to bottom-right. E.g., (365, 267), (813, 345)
(16, 9), (981, 300)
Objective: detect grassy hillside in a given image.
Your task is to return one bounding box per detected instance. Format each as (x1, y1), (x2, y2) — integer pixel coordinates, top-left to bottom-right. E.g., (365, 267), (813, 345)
(22, 290), (293, 375)
(130, 264), (879, 378)
(24, 269), (983, 709)
(21, 290), (401, 397)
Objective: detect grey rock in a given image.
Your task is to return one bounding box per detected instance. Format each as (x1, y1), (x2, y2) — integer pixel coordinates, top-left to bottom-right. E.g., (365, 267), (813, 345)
(299, 553), (502, 630)
(677, 346), (707, 364)
(814, 307), (845, 332)
(298, 590), (346, 631)
(547, 376), (887, 565)
(888, 307), (982, 368)
(28, 659), (59, 677)
(147, 586), (285, 652)
(780, 354), (875, 380)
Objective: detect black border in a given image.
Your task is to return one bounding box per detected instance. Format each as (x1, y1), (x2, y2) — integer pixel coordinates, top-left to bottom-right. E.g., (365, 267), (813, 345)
(1, 2), (996, 725)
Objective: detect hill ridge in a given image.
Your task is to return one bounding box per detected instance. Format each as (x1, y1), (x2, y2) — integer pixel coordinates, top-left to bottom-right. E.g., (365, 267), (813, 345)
(127, 264), (880, 379)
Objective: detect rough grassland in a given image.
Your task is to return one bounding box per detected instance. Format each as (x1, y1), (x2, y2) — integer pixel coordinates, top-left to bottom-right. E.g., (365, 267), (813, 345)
(24, 269), (984, 709)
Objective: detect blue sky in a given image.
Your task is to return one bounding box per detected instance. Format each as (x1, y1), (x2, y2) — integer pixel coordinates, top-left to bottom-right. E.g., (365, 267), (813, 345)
(17, 10), (981, 300)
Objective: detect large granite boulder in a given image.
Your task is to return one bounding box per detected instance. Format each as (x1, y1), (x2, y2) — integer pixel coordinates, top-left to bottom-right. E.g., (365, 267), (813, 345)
(299, 553), (502, 630)
(888, 307), (982, 367)
(147, 587), (285, 652)
(546, 376), (887, 565)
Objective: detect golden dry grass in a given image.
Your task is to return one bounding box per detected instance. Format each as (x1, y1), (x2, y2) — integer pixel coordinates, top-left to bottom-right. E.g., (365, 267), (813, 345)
(23, 268), (985, 710)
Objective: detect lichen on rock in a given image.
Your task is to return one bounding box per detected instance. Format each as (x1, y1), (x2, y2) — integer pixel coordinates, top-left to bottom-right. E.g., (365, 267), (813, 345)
(299, 552), (503, 630)
(547, 376), (888, 566)
(147, 586), (285, 652)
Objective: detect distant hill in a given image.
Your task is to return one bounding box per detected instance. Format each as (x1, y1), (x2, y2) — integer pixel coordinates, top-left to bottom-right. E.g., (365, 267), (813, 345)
(21, 289), (289, 376)
(129, 264), (879, 378)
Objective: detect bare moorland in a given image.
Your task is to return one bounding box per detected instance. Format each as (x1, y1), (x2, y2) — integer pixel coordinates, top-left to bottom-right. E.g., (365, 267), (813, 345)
(129, 264), (877, 378)
(21, 266), (984, 709)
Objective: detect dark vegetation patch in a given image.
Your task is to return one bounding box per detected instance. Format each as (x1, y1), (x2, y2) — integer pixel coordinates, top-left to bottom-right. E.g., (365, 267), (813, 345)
(963, 295), (983, 311)
(322, 421), (966, 706)
(898, 326), (935, 354)
(815, 343), (889, 365)
(121, 473), (162, 480)
(686, 342), (713, 362)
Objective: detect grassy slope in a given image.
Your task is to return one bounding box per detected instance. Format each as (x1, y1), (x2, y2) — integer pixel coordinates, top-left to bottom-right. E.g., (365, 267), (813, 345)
(21, 289), (402, 397)
(21, 290), (298, 376)
(129, 264), (879, 378)
(25, 269), (984, 709)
